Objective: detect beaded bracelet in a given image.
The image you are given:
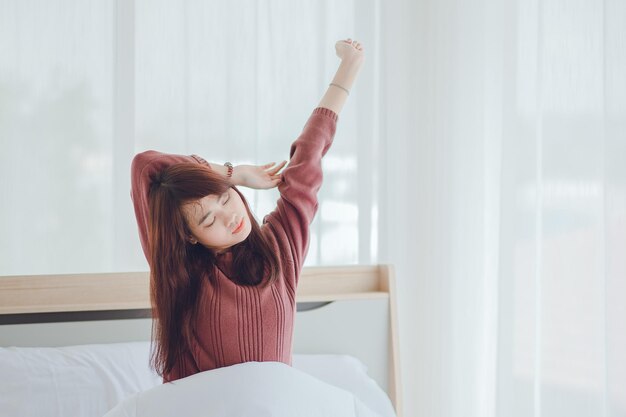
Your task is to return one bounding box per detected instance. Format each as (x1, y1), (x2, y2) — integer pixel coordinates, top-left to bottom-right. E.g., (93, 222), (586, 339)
(223, 162), (233, 178)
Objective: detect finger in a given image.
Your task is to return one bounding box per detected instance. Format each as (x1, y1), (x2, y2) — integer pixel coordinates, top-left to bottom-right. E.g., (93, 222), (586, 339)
(263, 162), (276, 168)
(265, 178), (280, 189)
(267, 161), (287, 175)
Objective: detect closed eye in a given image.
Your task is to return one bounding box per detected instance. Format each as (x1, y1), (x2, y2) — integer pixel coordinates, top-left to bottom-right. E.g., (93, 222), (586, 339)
(206, 193), (230, 227)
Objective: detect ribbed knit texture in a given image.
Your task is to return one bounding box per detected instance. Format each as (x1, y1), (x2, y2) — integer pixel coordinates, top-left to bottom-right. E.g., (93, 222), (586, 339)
(130, 107), (338, 383)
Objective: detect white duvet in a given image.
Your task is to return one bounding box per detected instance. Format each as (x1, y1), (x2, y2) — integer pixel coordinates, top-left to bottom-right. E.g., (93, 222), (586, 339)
(103, 361), (382, 417)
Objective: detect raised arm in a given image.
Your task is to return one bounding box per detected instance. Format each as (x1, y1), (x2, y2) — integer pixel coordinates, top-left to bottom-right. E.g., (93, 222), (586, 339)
(262, 39), (365, 279)
(317, 38), (365, 116)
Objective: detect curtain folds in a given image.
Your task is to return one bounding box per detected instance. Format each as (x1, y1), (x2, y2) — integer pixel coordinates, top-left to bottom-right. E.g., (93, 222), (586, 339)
(380, 0), (626, 416)
(0, 0), (376, 274)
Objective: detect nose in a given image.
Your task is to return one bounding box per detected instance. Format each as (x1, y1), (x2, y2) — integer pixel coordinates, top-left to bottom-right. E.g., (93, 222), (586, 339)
(227, 213), (239, 229)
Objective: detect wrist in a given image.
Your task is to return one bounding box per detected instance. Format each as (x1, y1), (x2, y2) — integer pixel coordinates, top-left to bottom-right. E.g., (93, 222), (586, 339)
(230, 165), (245, 186)
(341, 54), (364, 67)
(332, 60), (362, 91)
(339, 56), (364, 76)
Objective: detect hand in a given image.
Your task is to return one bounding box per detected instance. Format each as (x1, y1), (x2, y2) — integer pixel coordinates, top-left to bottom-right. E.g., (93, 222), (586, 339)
(335, 38), (364, 64)
(234, 161), (287, 190)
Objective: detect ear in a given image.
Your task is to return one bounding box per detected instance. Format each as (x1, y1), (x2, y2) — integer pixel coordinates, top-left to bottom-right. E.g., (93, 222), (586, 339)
(188, 236), (198, 244)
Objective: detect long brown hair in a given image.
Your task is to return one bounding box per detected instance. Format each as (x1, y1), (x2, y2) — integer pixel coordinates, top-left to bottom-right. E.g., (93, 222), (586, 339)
(147, 162), (280, 377)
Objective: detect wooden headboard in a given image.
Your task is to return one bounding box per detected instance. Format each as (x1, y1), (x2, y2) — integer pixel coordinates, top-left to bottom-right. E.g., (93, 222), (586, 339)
(0, 264), (402, 416)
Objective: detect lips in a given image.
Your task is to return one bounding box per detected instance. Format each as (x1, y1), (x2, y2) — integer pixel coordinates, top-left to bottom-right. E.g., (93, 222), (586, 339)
(232, 218), (245, 234)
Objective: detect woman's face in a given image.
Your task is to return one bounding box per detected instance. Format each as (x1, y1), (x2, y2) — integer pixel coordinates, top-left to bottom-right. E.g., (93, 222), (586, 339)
(181, 188), (251, 254)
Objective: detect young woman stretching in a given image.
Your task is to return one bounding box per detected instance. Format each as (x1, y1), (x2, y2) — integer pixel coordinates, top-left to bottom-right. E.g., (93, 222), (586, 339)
(131, 38), (364, 382)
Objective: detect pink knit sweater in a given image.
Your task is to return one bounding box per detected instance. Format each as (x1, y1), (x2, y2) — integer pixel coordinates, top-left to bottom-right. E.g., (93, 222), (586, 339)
(130, 107), (338, 382)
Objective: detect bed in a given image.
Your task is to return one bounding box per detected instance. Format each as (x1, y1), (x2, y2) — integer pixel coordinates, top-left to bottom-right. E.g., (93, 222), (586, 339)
(0, 264), (402, 417)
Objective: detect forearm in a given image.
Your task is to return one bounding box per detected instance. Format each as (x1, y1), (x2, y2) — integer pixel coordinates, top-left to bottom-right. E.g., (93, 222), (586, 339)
(207, 162), (244, 186)
(317, 58), (363, 116)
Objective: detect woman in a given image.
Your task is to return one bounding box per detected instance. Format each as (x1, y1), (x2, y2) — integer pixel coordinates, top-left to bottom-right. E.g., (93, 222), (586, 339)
(131, 38), (364, 383)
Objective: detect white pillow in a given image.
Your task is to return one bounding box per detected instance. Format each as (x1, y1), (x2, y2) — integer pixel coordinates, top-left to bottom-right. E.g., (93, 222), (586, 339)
(103, 361), (382, 417)
(0, 342), (160, 417)
(0, 342), (396, 417)
(292, 354), (396, 417)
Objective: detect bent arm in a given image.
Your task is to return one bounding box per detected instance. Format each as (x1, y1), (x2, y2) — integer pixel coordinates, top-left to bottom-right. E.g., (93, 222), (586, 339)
(130, 151), (236, 263)
(188, 154), (245, 186)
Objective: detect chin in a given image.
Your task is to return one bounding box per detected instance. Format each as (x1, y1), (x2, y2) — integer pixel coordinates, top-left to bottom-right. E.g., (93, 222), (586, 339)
(232, 228), (250, 244)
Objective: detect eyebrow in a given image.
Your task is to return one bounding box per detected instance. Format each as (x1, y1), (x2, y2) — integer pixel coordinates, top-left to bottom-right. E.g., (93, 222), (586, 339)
(197, 193), (227, 225)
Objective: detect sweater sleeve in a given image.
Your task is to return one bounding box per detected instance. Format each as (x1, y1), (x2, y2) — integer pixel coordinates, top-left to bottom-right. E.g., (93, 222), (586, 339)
(130, 150), (211, 264)
(263, 107), (338, 276)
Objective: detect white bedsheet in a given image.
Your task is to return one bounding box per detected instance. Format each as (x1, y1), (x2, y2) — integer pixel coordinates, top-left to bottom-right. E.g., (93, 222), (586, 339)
(0, 341), (397, 417)
(103, 361), (381, 417)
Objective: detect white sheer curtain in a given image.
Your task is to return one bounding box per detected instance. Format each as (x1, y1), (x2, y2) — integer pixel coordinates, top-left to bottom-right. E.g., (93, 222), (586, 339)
(380, 0), (626, 416)
(0, 0), (379, 275)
